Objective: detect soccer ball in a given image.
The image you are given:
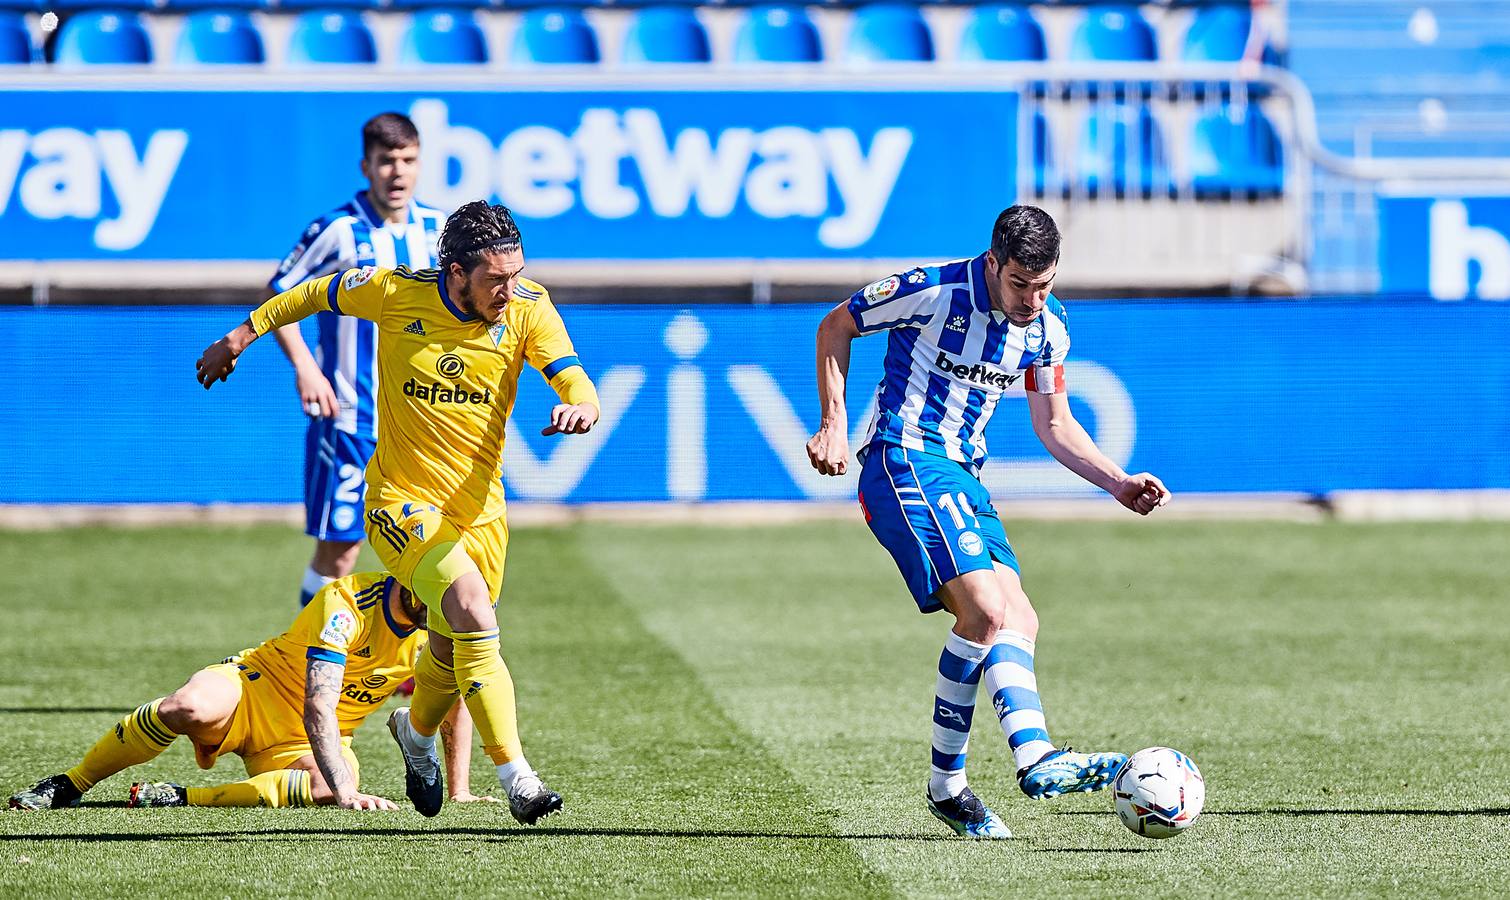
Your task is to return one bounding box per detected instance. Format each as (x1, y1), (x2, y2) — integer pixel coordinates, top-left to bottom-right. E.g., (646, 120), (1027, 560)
(1112, 747), (1205, 839)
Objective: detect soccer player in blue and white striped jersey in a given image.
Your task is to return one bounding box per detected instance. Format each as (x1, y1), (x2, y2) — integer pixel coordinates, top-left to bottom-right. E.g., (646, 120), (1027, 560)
(265, 113), (446, 608)
(806, 206), (1171, 839)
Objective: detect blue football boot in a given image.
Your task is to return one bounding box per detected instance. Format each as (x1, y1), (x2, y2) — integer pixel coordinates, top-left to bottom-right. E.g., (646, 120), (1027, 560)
(1017, 746), (1127, 800)
(926, 788), (1013, 839)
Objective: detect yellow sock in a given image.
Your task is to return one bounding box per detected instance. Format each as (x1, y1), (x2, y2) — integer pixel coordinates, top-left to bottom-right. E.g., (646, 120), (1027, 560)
(65, 700), (176, 792)
(409, 648), (460, 737)
(185, 769), (313, 808)
(452, 630), (524, 765)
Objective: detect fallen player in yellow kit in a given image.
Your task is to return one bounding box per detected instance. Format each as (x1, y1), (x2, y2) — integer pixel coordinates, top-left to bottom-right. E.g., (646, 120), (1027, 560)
(9, 572), (487, 810)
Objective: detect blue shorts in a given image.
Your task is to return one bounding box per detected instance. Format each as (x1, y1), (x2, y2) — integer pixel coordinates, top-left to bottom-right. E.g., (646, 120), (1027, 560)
(303, 419), (375, 543)
(857, 443), (1018, 614)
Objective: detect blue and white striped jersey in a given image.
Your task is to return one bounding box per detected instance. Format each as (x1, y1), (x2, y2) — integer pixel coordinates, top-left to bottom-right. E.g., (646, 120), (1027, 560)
(847, 252), (1071, 473)
(269, 192), (446, 437)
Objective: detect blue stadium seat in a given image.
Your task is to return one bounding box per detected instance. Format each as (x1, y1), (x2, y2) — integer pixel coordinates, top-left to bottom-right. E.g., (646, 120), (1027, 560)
(286, 10), (376, 63)
(1069, 5), (1156, 61)
(498, 0), (599, 9)
(161, 0), (267, 10)
(1030, 109), (1058, 196)
(511, 7), (598, 64)
(279, 0), (378, 11)
(1181, 5), (1249, 62)
(1075, 103), (1169, 198)
(957, 4), (1045, 62)
(734, 5), (820, 63)
(55, 10), (153, 64)
(846, 3), (933, 64)
(392, 0), (493, 10)
(622, 6), (709, 64)
(400, 9), (488, 64)
(1189, 103), (1283, 198)
(174, 10), (265, 64)
(51, 0), (152, 10)
(0, 12), (33, 62)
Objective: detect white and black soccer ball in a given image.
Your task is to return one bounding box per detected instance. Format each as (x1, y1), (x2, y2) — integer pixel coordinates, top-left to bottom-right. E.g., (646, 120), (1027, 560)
(1112, 747), (1205, 839)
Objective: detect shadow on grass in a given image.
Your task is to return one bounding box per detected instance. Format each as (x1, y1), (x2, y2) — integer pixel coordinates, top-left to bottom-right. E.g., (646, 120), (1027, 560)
(0, 826), (959, 843)
(0, 707), (130, 715)
(1057, 808), (1510, 818)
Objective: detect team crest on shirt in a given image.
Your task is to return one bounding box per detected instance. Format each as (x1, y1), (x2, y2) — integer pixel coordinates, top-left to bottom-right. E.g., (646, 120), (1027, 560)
(410, 522), (425, 541)
(1024, 319), (1045, 353)
(320, 609), (357, 649)
(356, 242), (373, 258)
(344, 266), (376, 291)
(863, 275), (900, 304)
(958, 532), (984, 556)
(488, 322), (507, 347)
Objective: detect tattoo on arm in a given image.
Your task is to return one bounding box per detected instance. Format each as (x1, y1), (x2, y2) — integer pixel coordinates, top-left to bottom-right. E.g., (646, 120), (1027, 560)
(304, 659), (354, 801)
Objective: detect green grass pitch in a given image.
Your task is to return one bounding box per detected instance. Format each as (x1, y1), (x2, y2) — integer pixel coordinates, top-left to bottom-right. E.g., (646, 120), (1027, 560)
(3, 520), (1510, 898)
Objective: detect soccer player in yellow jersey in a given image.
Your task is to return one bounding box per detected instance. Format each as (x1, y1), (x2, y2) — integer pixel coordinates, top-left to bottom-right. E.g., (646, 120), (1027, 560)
(194, 202), (599, 825)
(11, 573), (431, 811)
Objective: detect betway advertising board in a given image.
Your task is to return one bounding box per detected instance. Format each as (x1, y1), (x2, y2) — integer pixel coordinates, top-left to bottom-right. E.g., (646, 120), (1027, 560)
(0, 84), (1017, 261)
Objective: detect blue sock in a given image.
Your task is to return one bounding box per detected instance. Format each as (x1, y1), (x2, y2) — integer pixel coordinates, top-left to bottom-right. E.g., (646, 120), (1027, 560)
(928, 631), (991, 802)
(982, 630), (1055, 770)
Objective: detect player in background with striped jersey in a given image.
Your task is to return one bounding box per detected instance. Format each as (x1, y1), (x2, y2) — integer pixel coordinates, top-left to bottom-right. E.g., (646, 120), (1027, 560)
(805, 206), (1171, 839)
(268, 112), (446, 608)
(267, 112), (491, 805)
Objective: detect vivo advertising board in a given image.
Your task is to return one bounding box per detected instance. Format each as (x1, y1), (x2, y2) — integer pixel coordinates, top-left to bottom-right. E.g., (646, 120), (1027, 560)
(1379, 195), (1510, 299)
(4, 297), (1508, 504)
(0, 86), (1017, 262)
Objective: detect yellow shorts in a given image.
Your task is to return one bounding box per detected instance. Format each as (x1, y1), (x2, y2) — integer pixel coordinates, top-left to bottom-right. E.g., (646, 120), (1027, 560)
(364, 498), (508, 639)
(191, 663), (360, 783)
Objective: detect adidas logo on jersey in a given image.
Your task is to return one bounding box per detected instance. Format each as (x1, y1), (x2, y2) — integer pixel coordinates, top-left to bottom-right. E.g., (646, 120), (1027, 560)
(352, 647), (372, 658)
(404, 319), (426, 336)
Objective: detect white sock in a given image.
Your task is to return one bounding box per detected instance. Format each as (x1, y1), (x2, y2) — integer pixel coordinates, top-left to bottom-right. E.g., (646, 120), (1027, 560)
(982, 630), (1056, 771)
(928, 631), (991, 802)
(300, 566), (335, 608)
(496, 759), (534, 794)
(400, 709), (436, 750)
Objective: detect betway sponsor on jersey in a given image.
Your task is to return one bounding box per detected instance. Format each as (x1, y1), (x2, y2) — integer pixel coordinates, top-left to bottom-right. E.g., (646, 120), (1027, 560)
(411, 100), (912, 250)
(935, 351), (1021, 389)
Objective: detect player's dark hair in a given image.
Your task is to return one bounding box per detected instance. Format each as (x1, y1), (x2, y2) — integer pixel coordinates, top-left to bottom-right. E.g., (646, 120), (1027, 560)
(990, 205), (1060, 273)
(438, 201), (523, 273)
(361, 112), (420, 156)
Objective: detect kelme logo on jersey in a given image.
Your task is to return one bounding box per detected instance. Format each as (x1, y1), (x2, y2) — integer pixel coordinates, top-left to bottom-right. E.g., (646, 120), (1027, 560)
(933, 351), (1021, 389)
(403, 379), (493, 407)
(436, 354), (466, 379)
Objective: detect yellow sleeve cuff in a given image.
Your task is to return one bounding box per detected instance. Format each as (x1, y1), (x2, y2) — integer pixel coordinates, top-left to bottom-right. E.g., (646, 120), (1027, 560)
(548, 364), (599, 410)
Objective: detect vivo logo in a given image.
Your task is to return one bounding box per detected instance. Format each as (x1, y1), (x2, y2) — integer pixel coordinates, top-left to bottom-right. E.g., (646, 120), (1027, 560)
(0, 128), (187, 252)
(1430, 200), (1510, 300)
(410, 99), (913, 250)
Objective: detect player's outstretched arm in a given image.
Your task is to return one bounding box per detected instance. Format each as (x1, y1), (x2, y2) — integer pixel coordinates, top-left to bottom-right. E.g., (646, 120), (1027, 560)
(261, 289), (338, 418)
(196, 318), (259, 389)
(1027, 390), (1170, 516)
(806, 302), (860, 476)
(302, 659), (397, 811)
(196, 277), (332, 390)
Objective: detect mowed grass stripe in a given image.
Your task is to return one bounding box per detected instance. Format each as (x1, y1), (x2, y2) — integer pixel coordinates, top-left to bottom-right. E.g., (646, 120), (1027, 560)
(0, 526), (895, 899)
(583, 520), (1510, 898)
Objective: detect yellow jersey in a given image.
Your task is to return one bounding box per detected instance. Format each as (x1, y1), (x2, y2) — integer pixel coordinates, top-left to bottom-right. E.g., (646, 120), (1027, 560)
(236, 571), (426, 736)
(250, 266), (593, 526)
